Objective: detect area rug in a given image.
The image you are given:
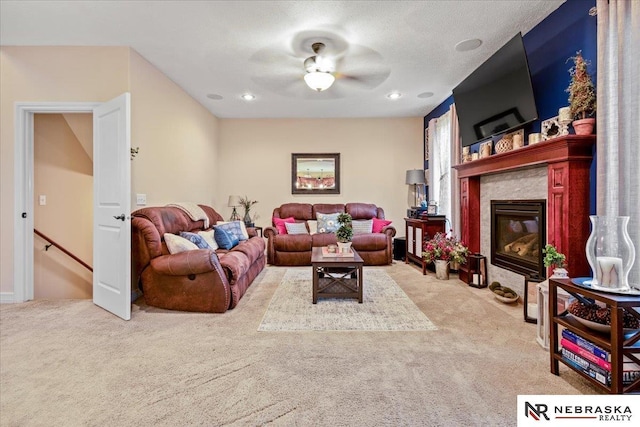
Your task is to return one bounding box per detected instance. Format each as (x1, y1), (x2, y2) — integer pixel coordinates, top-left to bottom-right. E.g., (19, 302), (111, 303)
(258, 268), (437, 331)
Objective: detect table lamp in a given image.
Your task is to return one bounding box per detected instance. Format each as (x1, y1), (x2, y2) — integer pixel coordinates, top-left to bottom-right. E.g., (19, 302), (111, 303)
(228, 195), (241, 221)
(405, 169), (426, 207)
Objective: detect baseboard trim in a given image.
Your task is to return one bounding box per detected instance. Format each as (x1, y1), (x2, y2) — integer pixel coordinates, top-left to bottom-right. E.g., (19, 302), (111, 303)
(1, 292), (16, 303)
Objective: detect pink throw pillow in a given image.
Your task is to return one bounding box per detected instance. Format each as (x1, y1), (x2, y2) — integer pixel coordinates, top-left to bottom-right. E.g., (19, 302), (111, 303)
(372, 218), (392, 233)
(273, 217), (295, 234)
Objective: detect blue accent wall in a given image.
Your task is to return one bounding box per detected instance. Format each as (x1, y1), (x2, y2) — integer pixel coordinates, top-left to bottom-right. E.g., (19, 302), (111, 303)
(423, 0), (597, 213)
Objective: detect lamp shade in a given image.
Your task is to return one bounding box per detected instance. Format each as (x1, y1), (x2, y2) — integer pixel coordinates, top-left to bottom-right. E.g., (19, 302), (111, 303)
(405, 169), (426, 185)
(304, 71), (335, 91)
(227, 195), (241, 207)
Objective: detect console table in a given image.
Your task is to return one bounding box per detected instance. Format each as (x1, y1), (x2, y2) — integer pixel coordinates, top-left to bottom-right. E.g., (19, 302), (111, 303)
(405, 217), (446, 275)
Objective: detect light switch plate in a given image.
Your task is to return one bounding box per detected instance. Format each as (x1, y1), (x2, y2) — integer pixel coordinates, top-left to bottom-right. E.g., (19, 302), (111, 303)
(136, 194), (146, 206)
(39, 195), (46, 206)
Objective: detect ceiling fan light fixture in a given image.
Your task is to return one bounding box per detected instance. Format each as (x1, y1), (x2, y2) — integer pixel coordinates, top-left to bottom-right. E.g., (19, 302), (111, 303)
(304, 71), (335, 92)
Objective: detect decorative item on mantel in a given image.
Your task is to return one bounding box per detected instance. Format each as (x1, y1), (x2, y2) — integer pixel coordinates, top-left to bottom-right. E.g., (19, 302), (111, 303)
(494, 136), (513, 154)
(239, 195), (258, 227)
(566, 50), (596, 135)
(479, 140), (492, 158)
(422, 232), (469, 280)
(558, 106), (572, 136)
(584, 216), (636, 293)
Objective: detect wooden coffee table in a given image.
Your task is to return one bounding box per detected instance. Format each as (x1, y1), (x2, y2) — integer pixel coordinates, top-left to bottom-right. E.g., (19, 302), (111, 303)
(311, 247), (364, 304)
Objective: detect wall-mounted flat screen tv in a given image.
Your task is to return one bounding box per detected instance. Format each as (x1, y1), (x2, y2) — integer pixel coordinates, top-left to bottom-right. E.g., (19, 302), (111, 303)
(453, 33), (538, 147)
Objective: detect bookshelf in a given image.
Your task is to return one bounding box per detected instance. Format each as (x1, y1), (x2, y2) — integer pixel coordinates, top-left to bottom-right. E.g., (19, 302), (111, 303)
(549, 278), (640, 394)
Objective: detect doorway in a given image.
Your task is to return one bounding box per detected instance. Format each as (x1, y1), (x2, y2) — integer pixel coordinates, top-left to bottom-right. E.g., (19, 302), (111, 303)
(14, 97), (131, 320)
(33, 113), (93, 299)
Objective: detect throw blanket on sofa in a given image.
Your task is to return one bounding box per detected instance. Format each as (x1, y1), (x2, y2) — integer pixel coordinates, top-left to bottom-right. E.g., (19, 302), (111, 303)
(166, 202), (209, 229)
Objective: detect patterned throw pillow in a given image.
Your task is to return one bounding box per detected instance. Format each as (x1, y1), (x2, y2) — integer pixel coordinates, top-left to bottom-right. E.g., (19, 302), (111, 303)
(197, 229), (219, 250)
(352, 219), (373, 235)
(307, 220), (318, 235)
(372, 218), (392, 233)
(164, 233), (198, 254)
(285, 222), (309, 235)
(214, 221), (247, 242)
(179, 231), (211, 249)
(213, 226), (239, 250)
(217, 221), (249, 240)
(273, 217), (295, 234)
(316, 212), (340, 233)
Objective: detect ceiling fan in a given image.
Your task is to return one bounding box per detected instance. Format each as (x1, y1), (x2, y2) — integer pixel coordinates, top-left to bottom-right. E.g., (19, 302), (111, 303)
(249, 33), (391, 98)
(303, 42), (336, 92)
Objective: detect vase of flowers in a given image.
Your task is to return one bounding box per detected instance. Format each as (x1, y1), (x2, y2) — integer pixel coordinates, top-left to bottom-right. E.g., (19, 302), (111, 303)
(423, 232), (469, 280)
(239, 196), (258, 227)
(335, 213), (353, 253)
(566, 51), (596, 135)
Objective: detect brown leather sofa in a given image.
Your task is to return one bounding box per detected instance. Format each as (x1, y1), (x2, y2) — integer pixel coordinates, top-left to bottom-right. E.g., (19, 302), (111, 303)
(264, 203), (396, 266)
(131, 205), (266, 313)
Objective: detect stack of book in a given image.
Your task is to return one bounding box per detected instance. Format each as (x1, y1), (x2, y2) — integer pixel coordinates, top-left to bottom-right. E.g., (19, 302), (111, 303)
(560, 328), (640, 386)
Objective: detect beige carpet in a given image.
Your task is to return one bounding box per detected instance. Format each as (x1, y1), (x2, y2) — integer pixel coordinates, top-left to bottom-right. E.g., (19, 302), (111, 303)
(0, 263), (603, 427)
(258, 268), (437, 331)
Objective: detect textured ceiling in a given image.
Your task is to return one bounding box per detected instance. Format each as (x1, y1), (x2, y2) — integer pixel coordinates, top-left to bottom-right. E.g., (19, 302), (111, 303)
(0, 0), (565, 118)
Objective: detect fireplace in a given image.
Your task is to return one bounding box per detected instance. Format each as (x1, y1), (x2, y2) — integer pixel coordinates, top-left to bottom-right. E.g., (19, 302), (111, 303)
(491, 200), (546, 279)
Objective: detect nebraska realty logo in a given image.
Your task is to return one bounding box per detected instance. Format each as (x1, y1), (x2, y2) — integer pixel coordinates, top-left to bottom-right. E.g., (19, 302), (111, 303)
(518, 396), (638, 426)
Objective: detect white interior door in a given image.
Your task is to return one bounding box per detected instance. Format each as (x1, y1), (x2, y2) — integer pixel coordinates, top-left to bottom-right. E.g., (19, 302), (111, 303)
(93, 93), (131, 320)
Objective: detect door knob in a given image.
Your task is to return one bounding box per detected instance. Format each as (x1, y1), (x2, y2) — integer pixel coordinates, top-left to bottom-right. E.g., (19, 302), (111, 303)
(113, 214), (126, 221)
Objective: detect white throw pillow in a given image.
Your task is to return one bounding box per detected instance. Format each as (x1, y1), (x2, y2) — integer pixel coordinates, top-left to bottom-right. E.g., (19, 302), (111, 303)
(307, 220), (318, 235)
(197, 229), (219, 250)
(285, 222), (309, 235)
(164, 233), (198, 254)
(352, 219), (373, 235)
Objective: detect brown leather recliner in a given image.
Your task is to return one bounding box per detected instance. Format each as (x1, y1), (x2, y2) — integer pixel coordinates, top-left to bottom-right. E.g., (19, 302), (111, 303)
(264, 202), (396, 266)
(131, 205), (266, 313)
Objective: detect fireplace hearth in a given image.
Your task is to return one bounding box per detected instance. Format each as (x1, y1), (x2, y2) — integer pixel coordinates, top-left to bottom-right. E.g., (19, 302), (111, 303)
(491, 200), (546, 279)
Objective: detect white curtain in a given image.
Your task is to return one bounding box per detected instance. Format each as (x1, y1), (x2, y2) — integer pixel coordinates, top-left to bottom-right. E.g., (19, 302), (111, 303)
(596, 0), (640, 286)
(430, 111), (451, 222)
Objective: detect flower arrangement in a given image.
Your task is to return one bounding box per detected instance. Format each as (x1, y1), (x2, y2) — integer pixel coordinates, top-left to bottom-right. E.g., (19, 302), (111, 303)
(422, 232), (469, 265)
(566, 51), (596, 120)
(238, 196), (258, 225)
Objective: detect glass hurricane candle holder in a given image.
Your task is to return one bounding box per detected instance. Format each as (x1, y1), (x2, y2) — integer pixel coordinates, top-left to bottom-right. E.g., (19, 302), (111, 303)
(585, 216), (636, 292)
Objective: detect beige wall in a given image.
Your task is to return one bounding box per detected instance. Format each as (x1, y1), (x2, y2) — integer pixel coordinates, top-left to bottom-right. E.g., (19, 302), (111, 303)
(0, 46), (130, 297)
(34, 114), (93, 299)
(0, 46), (220, 299)
(218, 118), (423, 229)
(128, 50), (220, 208)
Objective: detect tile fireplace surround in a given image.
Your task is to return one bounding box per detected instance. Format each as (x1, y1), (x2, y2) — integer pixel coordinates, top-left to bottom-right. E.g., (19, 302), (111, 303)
(453, 134), (596, 291)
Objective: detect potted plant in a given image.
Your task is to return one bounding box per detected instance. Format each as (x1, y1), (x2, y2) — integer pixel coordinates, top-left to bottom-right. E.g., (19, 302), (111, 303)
(238, 196), (258, 227)
(566, 51), (596, 135)
(422, 232), (469, 280)
(543, 243), (568, 278)
(335, 213), (353, 253)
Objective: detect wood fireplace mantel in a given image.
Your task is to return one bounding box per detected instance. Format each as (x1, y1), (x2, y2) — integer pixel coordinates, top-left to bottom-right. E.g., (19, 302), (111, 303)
(452, 134), (596, 278)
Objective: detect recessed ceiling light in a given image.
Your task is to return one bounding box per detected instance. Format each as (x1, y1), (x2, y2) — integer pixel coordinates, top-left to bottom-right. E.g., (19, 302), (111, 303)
(455, 38), (482, 52)
(387, 92), (402, 100)
(206, 93), (223, 100)
(417, 92), (434, 99)
(241, 93), (256, 101)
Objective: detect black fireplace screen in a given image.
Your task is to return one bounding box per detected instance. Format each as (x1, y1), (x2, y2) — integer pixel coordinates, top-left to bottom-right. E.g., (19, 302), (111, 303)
(491, 200), (546, 279)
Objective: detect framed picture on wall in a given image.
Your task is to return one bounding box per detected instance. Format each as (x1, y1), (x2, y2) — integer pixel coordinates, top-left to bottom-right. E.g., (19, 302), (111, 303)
(291, 153), (340, 195)
(424, 127), (430, 161)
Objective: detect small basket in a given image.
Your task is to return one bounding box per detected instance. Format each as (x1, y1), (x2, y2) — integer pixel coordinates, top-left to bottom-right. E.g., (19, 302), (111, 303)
(495, 137), (514, 154)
